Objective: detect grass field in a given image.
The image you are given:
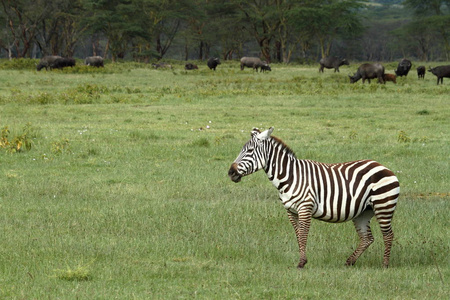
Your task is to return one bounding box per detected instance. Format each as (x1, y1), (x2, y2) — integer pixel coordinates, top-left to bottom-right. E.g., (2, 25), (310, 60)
(0, 60), (449, 299)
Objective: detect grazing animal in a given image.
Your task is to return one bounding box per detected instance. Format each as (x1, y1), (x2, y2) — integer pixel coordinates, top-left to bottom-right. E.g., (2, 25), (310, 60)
(349, 63), (385, 84)
(228, 127), (400, 268)
(184, 63), (198, 70)
(207, 57), (221, 71)
(240, 57), (269, 72)
(319, 57), (349, 73)
(417, 66), (425, 79)
(49, 57), (76, 70)
(383, 73), (397, 84)
(152, 62), (172, 69)
(85, 56), (104, 67)
(36, 55), (62, 71)
(394, 59), (412, 77)
(428, 65), (450, 85)
(260, 63), (272, 72)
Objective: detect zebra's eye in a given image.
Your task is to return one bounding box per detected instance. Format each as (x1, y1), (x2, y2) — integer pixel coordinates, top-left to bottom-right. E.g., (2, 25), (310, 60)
(246, 147), (254, 153)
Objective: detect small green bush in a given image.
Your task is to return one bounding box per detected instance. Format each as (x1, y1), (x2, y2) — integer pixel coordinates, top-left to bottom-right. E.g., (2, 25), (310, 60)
(0, 58), (38, 70)
(0, 123), (34, 153)
(53, 264), (92, 281)
(398, 130), (411, 143)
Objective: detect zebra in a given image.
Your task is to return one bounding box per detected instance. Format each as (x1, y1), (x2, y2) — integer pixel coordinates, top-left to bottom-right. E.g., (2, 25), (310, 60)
(228, 127), (400, 268)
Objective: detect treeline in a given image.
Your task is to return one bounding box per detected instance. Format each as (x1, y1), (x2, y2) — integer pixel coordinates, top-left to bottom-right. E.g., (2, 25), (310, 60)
(0, 0), (448, 63)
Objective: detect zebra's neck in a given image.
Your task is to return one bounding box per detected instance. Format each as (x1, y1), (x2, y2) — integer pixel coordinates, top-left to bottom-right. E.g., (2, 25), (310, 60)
(264, 138), (299, 190)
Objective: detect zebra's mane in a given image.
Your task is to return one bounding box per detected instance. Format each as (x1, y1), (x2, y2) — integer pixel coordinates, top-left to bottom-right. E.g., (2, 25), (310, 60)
(270, 136), (298, 159)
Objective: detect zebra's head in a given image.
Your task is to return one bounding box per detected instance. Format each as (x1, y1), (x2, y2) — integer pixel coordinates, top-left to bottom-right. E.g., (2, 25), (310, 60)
(228, 127), (274, 183)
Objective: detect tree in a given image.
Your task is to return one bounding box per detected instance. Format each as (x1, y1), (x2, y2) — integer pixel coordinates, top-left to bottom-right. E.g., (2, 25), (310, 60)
(403, 0), (450, 60)
(0, 0), (51, 58)
(273, 0), (297, 63)
(234, 0), (279, 62)
(183, 0), (210, 60)
(187, 1), (243, 60)
(143, 0), (192, 60)
(289, 0), (363, 59)
(83, 0), (149, 61)
(34, 0), (89, 57)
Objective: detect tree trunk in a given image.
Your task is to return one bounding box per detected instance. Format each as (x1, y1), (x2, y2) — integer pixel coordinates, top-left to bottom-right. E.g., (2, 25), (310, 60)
(199, 40), (203, 60)
(259, 38), (271, 63)
(104, 39), (110, 61)
(275, 40), (281, 62)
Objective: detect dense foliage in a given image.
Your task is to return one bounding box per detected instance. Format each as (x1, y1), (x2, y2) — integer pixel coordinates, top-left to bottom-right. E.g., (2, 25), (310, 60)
(0, 0), (448, 62)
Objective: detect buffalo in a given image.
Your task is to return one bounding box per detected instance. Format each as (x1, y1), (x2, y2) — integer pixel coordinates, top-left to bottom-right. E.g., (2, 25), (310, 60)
(383, 73), (397, 84)
(207, 57), (221, 71)
(240, 57), (269, 72)
(349, 63), (385, 84)
(36, 55), (62, 71)
(185, 63), (198, 70)
(260, 64), (272, 72)
(428, 65), (450, 85)
(417, 66), (425, 79)
(85, 56), (104, 67)
(319, 57), (349, 73)
(395, 58), (412, 77)
(50, 57), (76, 69)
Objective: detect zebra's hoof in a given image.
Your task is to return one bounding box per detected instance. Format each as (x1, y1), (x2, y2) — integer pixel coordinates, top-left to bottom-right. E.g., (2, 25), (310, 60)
(297, 259), (307, 269)
(345, 259), (356, 266)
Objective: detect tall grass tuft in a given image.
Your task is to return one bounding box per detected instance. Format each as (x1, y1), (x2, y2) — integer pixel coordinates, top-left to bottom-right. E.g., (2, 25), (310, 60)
(52, 262), (93, 281)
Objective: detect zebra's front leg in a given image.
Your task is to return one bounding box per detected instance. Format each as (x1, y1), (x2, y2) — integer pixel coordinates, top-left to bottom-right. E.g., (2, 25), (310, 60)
(287, 207), (312, 269)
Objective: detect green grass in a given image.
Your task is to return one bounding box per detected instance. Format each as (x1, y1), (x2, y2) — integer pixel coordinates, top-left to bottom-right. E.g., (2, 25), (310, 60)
(0, 60), (449, 299)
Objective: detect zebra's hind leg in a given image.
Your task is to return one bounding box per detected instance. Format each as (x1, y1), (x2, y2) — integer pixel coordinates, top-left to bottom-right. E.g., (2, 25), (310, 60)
(345, 208), (375, 266)
(373, 207), (395, 268)
(379, 225), (394, 268)
(372, 194), (398, 268)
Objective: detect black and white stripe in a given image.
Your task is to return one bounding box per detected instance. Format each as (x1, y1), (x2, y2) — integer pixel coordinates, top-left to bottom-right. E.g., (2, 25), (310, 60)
(229, 127), (400, 268)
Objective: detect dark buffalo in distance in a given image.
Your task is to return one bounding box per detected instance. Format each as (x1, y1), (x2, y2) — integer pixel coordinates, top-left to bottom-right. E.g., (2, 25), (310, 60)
(185, 63), (198, 70)
(36, 55), (62, 71)
(240, 57), (270, 72)
(50, 57), (76, 69)
(207, 57), (221, 70)
(394, 58), (412, 77)
(319, 57), (349, 73)
(428, 65), (450, 85)
(417, 66), (425, 79)
(349, 63), (385, 84)
(384, 73), (397, 84)
(260, 63), (272, 72)
(85, 56), (104, 67)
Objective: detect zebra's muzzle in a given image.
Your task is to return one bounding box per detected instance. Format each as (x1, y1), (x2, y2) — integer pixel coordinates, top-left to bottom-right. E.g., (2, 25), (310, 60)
(228, 163), (242, 183)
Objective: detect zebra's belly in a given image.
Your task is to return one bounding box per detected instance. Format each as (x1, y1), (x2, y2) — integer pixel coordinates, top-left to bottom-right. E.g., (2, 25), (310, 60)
(311, 199), (370, 223)
(312, 208), (349, 223)
(279, 189), (367, 223)
(284, 202), (351, 223)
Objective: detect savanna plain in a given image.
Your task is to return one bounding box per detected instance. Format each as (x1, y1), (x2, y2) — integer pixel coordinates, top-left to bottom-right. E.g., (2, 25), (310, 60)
(0, 59), (448, 299)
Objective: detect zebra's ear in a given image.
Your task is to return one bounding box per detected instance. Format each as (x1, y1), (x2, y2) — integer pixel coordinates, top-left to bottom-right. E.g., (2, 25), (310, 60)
(256, 127), (274, 140)
(251, 128), (261, 136)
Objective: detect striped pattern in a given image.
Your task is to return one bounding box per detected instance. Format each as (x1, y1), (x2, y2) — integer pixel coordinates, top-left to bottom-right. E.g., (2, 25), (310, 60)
(229, 127), (400, 268)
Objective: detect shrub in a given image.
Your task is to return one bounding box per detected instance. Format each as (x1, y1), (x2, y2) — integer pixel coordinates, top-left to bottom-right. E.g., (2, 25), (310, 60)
(398, 131), (411, 143)
(0, 123), (35, 153)
(0, 58), (38, 70)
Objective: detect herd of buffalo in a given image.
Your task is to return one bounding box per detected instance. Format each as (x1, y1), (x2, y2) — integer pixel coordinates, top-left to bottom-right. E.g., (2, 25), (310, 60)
(36, 55), (104, 71)
(36, 55), (450, 85)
